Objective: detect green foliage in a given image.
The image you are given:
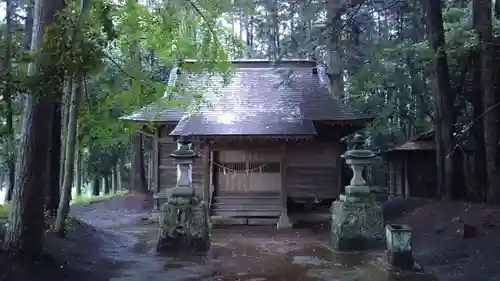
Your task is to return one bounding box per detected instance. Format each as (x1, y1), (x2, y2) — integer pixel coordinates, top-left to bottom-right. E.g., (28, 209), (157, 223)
(0, 0), (242, 176)
(0, 204), (10, 223)
(345, 5), (500, 147)
(70, 190), (127, 205)
(54, 0), (240, 176)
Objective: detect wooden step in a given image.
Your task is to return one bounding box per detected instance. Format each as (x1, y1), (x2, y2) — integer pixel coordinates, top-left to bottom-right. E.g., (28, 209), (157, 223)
(210, 191), (282, 220)
(211, 210), (281, 217)
(212, 203), (281, 211)
(215, 192), (280, 198)
(248, 218), (279, 225)
(214, 193), (280, 200)
(211, 216), (247, 225)
(214, 197), (281, 202)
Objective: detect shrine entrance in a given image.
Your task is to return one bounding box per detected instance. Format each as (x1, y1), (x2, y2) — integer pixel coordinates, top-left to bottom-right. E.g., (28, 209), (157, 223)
(211, 149), (283, 225)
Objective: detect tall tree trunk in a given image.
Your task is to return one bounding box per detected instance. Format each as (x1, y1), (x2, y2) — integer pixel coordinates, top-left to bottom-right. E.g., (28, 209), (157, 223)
(104, 175), (111, 194)
(55, 73), (84, 236)
(474, 0), (500, 203)
(3, 0), (16, 203)
(112, 165), (118, 193)
(131, 132), (147, 193)
(13, 0), (34, 196)
(127, 0), (146, 193)
(421, 0), (457, 199)
(326, 0), (345, 98)
(245, 14), (254, 58)
(3, 0), (65, 257)
(46, 102), (62, 216)
(24, 1), (35, 50)
(469, 55), (487, 201)
(59, 79), (72, 189)
(92, 176), (100, 196)
(266, 0), (279, 60)
(239, 9), (244, 43)
(75, 147), (82, 197)
(117, 158), (123, 191)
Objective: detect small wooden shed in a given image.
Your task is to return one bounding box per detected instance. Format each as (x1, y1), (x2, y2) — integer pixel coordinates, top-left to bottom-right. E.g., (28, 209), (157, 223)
(121, 59), (371, 225)
(385, 130), (437, 199)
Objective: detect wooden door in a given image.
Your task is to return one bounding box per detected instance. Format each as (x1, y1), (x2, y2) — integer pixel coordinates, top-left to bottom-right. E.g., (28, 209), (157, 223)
(217, 150), (281, 194)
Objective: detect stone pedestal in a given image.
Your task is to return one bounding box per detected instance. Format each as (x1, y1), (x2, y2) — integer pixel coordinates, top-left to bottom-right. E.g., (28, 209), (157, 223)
(156, 196), (210, 252)
(330, 196), (383, 251)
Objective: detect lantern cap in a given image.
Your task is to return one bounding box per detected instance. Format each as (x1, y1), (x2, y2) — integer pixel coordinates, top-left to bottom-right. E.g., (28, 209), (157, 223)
(342, 132), (379, 160)
(170, 135), (198, 159)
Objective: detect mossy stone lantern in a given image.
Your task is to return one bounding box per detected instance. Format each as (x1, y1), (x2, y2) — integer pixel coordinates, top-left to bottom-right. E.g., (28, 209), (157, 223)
(170, 134), (198, 198)
(330, 132), (384, 251)
(156, 134), (210, 253)
(341, 133), (378, 196)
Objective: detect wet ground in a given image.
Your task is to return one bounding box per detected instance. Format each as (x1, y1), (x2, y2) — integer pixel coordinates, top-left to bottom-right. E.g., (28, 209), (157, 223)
(4, 195), (500, 281)
(73, 199), (437, 281)
(113, 225), (384, 281)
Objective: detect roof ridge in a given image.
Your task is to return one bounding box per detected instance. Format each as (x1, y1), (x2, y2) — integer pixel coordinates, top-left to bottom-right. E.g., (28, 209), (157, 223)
(182, 59), (317, 68)
(162, 66), (180, 98)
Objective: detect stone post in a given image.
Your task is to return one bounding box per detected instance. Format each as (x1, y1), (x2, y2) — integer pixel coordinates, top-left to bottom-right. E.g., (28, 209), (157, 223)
(330, 133), (384, 251)
(156, 135), (210, 253)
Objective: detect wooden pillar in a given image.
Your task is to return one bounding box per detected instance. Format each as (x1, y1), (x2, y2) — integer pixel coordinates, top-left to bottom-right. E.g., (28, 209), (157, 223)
(148, 152), (153, 191)
(388, 160), (395, 197)
(154, 126), (161, 210)
(202, 141), (211, 203)
(335, 135), (343, 196)
(277, 141), (292, 229)
(404, 154), (411, 198)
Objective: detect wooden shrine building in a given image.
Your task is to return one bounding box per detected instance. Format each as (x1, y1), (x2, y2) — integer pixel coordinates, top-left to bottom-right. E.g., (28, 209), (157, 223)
(385, 130), (437, 199)
(121, 59), (371, 225)
(385, 130), (474, 200)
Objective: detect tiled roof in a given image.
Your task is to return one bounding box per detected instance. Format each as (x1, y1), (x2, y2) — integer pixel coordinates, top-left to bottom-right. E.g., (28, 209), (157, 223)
(391, 141), (435, 151)
(386, 129), (436, 152)
(121, 59), (371, 136)
(119, 97), (186, 123)
(387, 128), (475, 153)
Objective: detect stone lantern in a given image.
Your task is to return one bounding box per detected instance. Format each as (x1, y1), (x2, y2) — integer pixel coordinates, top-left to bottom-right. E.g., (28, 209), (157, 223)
(330, 133), (384, 251)
(342, 133), (378, 197)
(156, 135), (210, 253)
(169, 135), (197, 198)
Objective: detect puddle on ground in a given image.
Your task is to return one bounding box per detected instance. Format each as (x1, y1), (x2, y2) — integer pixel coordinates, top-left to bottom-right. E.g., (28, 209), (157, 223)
(108, 224), (439, 281)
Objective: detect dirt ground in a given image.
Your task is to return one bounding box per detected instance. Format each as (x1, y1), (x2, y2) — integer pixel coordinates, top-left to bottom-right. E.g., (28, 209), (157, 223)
(386, 198), (500, 281)
(1, 194), (500, 281)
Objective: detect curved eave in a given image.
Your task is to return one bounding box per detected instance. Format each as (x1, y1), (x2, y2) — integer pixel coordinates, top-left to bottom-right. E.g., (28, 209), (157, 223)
(118, 116), (180, 125)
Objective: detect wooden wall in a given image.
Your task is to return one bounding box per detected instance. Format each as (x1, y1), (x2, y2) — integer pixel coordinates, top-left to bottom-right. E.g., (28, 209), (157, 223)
(155, 124), (345, 207)
(192, 141), (206, 196)
(209, 138), (342, 200)
(284, 140), (341, 200)
(156, 125), (176, 205)
(156, 125), (206, 198)
(387, 151), (437, 199)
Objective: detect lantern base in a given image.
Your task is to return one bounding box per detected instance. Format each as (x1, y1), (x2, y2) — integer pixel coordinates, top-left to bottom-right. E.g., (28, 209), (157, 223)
(345, 185), (371, 196)
(156, 197), (211, 253)
(329, 198), (384, 251)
